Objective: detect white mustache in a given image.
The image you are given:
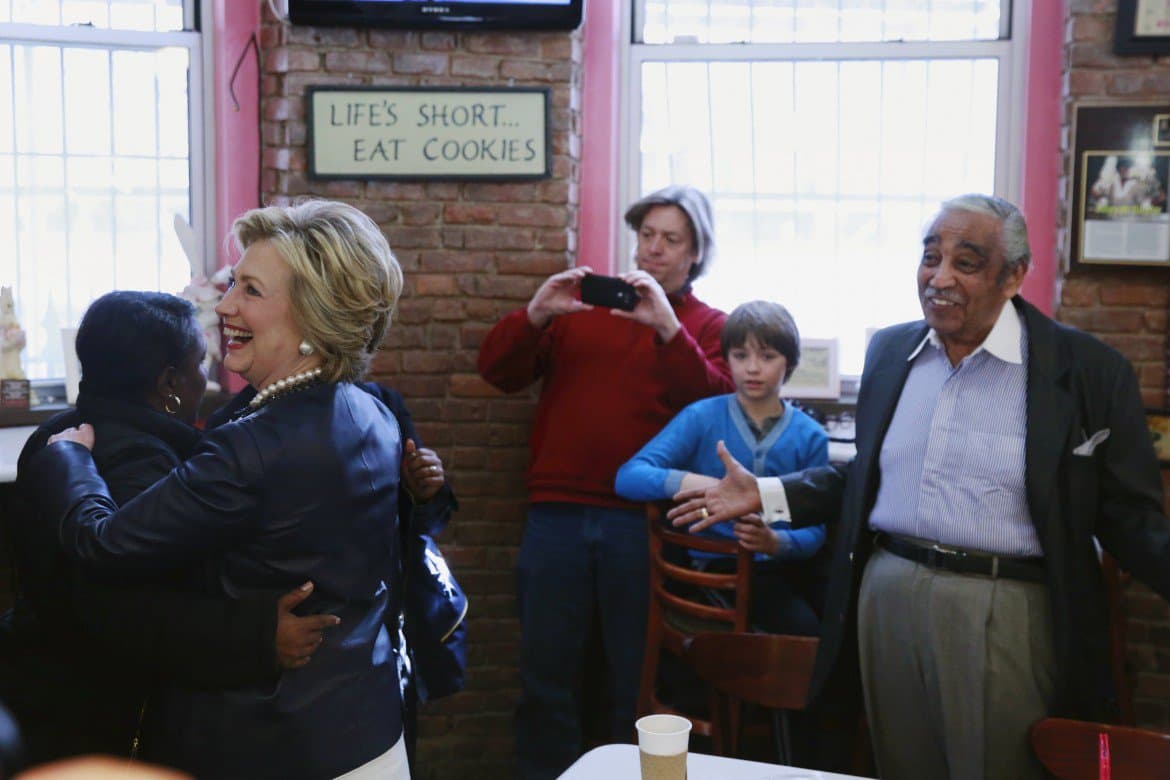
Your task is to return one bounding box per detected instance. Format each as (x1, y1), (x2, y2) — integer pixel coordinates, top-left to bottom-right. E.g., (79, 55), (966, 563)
(924, 289), (964, 305)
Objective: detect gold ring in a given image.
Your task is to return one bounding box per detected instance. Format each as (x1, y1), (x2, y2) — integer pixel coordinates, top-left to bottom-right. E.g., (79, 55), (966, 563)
(699, 507), (708, 520)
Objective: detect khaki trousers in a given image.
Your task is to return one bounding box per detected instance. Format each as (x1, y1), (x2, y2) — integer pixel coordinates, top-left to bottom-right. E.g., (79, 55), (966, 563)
(858, 546), (1055, 780)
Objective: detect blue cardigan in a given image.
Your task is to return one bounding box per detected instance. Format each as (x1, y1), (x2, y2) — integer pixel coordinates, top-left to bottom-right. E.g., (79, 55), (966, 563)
(615, 395), (829, 560)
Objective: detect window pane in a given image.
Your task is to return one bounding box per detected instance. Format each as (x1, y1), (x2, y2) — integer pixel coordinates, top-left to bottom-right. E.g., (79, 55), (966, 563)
(4, 0), (185, 32)
(639, 58), (998, 375)
(640, 0), (1002, 44)
(3, 41), (191, 379)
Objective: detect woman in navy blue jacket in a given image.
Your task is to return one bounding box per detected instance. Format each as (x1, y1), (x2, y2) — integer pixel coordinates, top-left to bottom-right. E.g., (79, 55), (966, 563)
(25, 201), (410, 779)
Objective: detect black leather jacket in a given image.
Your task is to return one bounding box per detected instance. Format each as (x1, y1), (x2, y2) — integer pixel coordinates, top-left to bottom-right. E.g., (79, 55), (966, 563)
(25, 382), (405, 779)
(5, 394), (280, 765)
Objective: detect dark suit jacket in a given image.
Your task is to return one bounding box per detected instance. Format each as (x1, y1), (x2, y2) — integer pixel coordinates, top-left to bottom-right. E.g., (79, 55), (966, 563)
(788, 297), (1170, 720)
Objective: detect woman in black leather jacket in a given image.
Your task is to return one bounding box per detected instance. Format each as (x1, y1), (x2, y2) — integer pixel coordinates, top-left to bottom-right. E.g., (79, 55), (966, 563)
(5, 291), (329, 766)
(27, 201), (410, 779)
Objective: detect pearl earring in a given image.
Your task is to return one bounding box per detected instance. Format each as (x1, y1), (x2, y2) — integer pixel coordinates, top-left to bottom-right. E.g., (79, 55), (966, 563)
(298, 340), (314, 356)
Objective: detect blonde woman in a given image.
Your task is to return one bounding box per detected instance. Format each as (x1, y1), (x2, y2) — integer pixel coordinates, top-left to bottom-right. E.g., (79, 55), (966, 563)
(26, 201), (409, 780)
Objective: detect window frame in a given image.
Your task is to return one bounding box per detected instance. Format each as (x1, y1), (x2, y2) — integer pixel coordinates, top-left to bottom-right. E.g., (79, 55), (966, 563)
(0, 0), (214, 382)
(616, 0), (1033, 378)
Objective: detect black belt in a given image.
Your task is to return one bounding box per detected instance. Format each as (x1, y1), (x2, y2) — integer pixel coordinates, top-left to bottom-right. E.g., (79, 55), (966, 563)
(876, 533), (1046, 584)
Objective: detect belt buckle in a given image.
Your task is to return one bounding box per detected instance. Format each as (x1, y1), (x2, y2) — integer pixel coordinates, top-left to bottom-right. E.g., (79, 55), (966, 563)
(929, 542), (965, 571)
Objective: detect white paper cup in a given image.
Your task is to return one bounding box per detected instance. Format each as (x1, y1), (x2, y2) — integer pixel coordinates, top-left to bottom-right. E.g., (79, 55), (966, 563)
(636, 715), (691, 780)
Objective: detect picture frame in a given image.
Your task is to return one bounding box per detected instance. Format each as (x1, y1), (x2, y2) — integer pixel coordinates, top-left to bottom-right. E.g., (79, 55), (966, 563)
(783, 338), (840, 400)
(1155, 114), (1170, 147)
(306, 86), (550, 181)
(1115, 1), (1170, 56)
(1147, 408), (1170, 465)
(1069, 103), (1170, 269)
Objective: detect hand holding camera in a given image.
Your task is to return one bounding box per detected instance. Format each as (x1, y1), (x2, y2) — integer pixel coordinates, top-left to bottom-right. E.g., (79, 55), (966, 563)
(526, 266), (594, 329)
(579, 274), (641, 311)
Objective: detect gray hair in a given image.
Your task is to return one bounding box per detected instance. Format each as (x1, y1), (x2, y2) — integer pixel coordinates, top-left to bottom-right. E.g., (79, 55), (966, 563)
(936, 194), (1032, 282)
(624, 185), (716, 282)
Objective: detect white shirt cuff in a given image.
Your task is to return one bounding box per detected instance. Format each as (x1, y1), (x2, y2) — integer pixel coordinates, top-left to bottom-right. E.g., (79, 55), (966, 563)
(758, 476), (791, 524)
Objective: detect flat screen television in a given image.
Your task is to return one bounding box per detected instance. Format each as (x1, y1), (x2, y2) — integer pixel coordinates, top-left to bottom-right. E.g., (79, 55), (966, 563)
(288, 0), (584, 31)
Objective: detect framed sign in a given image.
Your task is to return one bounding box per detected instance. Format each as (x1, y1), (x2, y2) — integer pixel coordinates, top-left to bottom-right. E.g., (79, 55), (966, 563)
(783, 338), (840, 400)
(1116, 1), (1170, 55)
(307, 86), (550, 180)
(1070, 103), (1170, 269)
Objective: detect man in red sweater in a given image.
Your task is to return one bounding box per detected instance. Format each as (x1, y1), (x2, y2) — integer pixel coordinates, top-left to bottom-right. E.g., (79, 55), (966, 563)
(478, 185), (733, 779)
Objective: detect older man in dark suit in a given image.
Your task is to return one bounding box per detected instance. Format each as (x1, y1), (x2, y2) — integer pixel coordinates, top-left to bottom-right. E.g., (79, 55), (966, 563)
(671, 194), (1170, 779)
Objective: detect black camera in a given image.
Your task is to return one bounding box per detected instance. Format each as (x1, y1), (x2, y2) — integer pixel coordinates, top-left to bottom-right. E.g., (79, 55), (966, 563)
(579, 274), (640, 312)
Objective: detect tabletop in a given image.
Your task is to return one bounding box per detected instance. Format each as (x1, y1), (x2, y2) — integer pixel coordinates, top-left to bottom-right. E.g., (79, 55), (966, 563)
(0, 425), (35, 483)
(558, 744), (874, 780)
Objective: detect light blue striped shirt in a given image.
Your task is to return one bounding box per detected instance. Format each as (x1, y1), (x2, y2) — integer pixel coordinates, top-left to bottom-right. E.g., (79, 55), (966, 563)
(868, 302), (1041, 557)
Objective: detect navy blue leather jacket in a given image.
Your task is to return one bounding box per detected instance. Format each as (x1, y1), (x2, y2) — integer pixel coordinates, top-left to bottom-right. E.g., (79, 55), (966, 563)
(25, 382), (404, 779)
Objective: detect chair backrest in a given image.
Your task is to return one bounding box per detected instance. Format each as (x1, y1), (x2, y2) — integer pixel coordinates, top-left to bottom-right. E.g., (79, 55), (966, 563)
(683, 630), (818, 758)
(637, 503), (752, 738)
(1030, 717), (1170, 780)
(683, 631), (819, 711)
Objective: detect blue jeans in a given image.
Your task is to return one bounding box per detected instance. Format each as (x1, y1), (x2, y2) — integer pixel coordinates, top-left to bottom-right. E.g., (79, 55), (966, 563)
(514, 503), (649, 780)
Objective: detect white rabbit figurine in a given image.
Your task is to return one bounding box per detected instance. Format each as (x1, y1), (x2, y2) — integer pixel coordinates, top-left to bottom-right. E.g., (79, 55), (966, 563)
(0, 286), (27, 381)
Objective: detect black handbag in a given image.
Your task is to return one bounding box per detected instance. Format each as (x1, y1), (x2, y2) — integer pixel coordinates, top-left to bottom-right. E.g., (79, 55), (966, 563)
(401, 531), (468, 702)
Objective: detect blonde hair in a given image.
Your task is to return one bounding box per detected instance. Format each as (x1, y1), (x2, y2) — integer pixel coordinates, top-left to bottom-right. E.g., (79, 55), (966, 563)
(231, 200), (404, 382)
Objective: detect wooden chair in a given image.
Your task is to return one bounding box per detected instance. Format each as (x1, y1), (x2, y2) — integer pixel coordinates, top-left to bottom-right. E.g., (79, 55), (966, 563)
(683, 631), (818, 763)
(637, 503), (752, 743)
(1030, 717), (1170, 779)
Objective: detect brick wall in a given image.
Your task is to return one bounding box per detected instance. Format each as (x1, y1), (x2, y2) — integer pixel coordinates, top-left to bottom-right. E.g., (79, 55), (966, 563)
(1061, 1), (1170, 728)
(257, 6), (582, 777)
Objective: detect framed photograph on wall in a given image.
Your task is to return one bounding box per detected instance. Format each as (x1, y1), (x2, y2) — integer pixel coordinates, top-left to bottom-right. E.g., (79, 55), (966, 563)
(1155, 114), (1170, 146)
(783, 338), (840, 400)
(1147, 408), (1170, 465)
(1070, 103), (1170, 269)
(1116, 1), (1170, 55)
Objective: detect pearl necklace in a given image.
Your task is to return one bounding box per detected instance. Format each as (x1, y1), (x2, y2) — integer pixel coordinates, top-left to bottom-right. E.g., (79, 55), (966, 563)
(248, 367), (324, 410)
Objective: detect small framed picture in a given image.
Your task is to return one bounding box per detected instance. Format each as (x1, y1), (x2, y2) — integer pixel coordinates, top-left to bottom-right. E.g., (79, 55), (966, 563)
(1147, 408), (1170, 464)
(1156, 114), (1170, 146)
(1116, 0), (1170, 55)
(783, 338), (840, 400)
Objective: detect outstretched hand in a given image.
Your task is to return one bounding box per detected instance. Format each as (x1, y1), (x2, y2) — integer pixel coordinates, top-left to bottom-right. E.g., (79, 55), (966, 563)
(668, 440), (763, 533)
(48, 423), (95, 451)
(275, 581), (340, 670)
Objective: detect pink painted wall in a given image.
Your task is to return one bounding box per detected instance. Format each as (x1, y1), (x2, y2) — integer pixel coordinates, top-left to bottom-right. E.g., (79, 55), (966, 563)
(212, 0), (261, 258)
(211, 0), (260, 392)
(577, 1), (621, 275)
(1019, 0), (1063, 315)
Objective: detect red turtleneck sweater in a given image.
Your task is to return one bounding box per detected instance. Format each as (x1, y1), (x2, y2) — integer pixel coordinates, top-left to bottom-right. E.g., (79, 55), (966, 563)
(478, 291), (733, 509)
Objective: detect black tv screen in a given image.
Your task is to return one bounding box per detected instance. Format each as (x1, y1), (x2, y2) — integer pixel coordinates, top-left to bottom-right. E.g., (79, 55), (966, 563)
(288, 0), (584, 31)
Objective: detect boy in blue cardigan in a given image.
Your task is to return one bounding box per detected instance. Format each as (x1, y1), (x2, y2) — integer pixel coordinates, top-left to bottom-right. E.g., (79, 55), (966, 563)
(615, 300), (829, 634)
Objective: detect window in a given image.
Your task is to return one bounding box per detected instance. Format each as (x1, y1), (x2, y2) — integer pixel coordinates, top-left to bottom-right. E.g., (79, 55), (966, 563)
(622, 0), (1025, 377)
(0, 0), (204, 380)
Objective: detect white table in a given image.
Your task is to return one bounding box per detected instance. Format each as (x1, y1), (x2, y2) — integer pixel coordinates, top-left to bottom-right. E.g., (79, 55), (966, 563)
(558, 744), (874, 779)
(0, 425), (36, 483)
